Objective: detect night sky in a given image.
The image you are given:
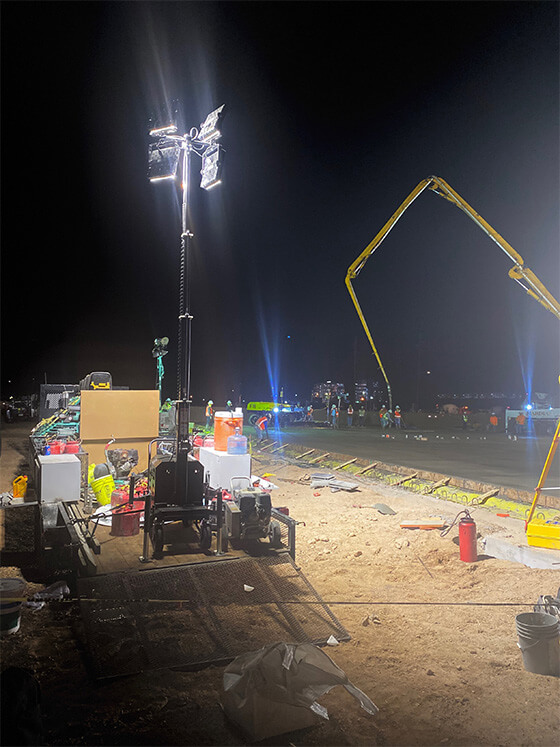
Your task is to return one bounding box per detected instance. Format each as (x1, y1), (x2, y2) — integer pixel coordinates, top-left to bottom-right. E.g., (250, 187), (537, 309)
(2, 1), (559, 409)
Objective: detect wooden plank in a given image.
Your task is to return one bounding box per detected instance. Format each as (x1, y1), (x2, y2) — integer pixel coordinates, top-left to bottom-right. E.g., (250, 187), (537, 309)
(271, 444), (289, 454)
(309, 453), (330, 465)
(423, 477), (451, 494)
(334, 458), (357, 471)
(357, 462), (378, 475)
(393, 472), (418, 486)
(259, 441), (277, 452)
(474, 489), (499, 504)
(295, 449), (315, 460)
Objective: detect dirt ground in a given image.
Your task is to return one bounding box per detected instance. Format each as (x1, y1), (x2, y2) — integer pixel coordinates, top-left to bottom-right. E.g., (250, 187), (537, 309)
(1, 424), (559, 746)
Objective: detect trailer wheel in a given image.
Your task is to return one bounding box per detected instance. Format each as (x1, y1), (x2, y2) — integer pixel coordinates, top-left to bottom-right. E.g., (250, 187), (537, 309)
(269, 520), (282, 548)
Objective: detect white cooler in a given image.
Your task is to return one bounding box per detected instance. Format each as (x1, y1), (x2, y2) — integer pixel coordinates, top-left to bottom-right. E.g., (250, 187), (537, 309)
(198, 447), (251, 491)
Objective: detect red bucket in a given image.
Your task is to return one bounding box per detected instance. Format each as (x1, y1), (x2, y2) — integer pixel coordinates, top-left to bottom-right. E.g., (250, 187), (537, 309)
(65, 441), (80, 453)
(49, 441), (64, 454)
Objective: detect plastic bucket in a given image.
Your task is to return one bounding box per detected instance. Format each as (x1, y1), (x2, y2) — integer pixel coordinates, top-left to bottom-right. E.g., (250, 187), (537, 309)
(48, 441), (64, 454)
(90, 474), (115, 506)
(12, 475), (28, 498)
(0, 578), (26, 635)
(65, 441), (81, 454)
(515, 612), (560, 676)
(214, 411), (243, 451)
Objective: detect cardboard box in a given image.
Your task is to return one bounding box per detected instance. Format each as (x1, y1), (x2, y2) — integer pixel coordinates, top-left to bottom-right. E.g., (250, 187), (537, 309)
(80, 390), (159, 471)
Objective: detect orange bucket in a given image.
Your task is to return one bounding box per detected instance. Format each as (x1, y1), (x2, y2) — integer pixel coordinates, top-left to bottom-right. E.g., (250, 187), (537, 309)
(214, 410), (243, 451)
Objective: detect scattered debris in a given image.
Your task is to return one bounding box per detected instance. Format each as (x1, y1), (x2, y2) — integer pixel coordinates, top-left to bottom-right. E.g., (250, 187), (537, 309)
(221, 642), (377, 741)
(400, 519), (448, 530)
(373, 503), (396, 515)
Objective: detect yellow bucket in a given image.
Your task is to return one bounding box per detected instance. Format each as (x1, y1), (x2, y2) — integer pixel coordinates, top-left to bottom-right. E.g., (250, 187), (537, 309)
(12, 476), (28, 498)
(90, 474), (115, 506)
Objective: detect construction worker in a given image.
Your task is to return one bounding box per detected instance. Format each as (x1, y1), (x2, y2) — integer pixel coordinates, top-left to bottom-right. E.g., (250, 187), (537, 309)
(255, 413), (271, 443)
(379, 406), (387, 427)
(394, 406), (402, 429)
(330, 403), (338, 427)
(358, 405), (366, 426)
(462, 410), (469, 430)
(306, 404), (313, 422)
(347, 404), (354, 427)
(205, 400), (214, 429)
(489, 412), (498, 432)
(381, 409), (393, 432)
(516, 411), (526, 435)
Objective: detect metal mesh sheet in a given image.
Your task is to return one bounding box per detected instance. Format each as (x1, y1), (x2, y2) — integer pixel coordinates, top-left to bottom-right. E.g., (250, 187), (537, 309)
(78, 553), (349, 679)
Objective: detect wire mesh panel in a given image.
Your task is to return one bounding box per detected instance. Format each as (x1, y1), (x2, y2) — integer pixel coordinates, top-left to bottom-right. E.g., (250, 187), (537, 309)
(78, 554), (349, 679)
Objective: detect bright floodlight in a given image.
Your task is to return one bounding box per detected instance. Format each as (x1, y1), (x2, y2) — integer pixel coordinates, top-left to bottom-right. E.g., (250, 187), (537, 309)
(198, 104), (226, 144)
(148, 140), (181, 182)
(200, 144), (224, 190)
(149, 124), (178, 137)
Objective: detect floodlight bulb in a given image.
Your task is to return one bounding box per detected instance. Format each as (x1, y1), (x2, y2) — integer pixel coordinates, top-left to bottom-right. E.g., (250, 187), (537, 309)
(149, 124), (178, 137)
(198, 104), (226, 144)
(200, 144), (224, 190)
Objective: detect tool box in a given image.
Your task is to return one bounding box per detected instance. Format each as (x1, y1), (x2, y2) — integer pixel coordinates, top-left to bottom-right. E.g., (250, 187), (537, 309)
(526, 519), (560, 550)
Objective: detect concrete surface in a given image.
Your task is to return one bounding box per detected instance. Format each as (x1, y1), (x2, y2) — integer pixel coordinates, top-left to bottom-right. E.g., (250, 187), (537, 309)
(268, 424), (560, 497)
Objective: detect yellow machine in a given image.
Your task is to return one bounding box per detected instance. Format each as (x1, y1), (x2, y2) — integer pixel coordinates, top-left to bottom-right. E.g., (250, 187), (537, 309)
(345, 175), (560, 548)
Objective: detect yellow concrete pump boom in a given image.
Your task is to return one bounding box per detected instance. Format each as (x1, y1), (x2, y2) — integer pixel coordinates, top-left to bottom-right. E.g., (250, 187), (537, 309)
(345, 175), (560, 411)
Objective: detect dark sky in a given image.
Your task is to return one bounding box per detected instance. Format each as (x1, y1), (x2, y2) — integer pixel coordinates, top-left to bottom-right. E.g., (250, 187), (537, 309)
(2, 1), (559, 408)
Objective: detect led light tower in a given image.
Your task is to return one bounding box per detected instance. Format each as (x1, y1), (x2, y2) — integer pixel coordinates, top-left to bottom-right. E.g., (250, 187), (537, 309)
(148, 103), (226, 480)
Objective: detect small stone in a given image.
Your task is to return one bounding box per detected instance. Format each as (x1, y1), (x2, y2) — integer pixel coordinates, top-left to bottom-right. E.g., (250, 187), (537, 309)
(354, 550), (363, 558)
(427, 669), (435, 676)
(362, 616), (370, 627)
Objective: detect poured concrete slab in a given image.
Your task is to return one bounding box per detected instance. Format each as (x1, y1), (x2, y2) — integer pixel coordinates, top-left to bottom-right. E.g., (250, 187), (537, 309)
(482, 535), (560, 569)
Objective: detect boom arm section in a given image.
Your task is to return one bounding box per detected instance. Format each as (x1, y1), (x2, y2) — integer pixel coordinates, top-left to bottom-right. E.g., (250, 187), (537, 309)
(345, 175), (560, 409)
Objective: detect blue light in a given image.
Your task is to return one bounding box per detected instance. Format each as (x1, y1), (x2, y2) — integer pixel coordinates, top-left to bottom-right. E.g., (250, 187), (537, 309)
(273, 407), (279, 413)
(525, 404), (533, 411)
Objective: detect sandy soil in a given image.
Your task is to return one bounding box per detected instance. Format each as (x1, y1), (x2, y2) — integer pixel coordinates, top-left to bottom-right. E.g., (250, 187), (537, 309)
(1, 426), (559, 746)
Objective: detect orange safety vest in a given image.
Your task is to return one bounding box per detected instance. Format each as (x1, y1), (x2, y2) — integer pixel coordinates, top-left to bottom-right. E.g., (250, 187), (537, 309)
(516, 414), (525, 425)
(205, 405), (213, 417)
(490, 415), (498, 426)
(256, 416), (268, 431)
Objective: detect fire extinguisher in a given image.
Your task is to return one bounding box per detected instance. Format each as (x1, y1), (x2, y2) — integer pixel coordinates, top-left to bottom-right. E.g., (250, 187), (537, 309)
(458, 511), (478, 562)
(442, 509), (478, 562)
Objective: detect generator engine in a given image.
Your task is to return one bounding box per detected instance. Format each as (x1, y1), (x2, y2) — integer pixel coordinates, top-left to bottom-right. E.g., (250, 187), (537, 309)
(225, 478), (282, 547)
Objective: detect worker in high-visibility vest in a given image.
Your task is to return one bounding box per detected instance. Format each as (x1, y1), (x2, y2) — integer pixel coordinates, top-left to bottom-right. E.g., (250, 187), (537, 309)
(516, 412), (526, 435)
(256, 413), (271, 443)
(394, 406), (402, 429)
(205, 401), (214, 429)
(489, 412), (498, 432)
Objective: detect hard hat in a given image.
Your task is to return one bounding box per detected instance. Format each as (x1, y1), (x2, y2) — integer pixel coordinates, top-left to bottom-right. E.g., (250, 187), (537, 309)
(208, 400), (213, 405)
(395, 405), (400, 409)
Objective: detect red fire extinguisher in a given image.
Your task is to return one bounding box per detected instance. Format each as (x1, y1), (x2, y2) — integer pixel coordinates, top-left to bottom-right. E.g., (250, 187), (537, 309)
(442, 509), (478, 562)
